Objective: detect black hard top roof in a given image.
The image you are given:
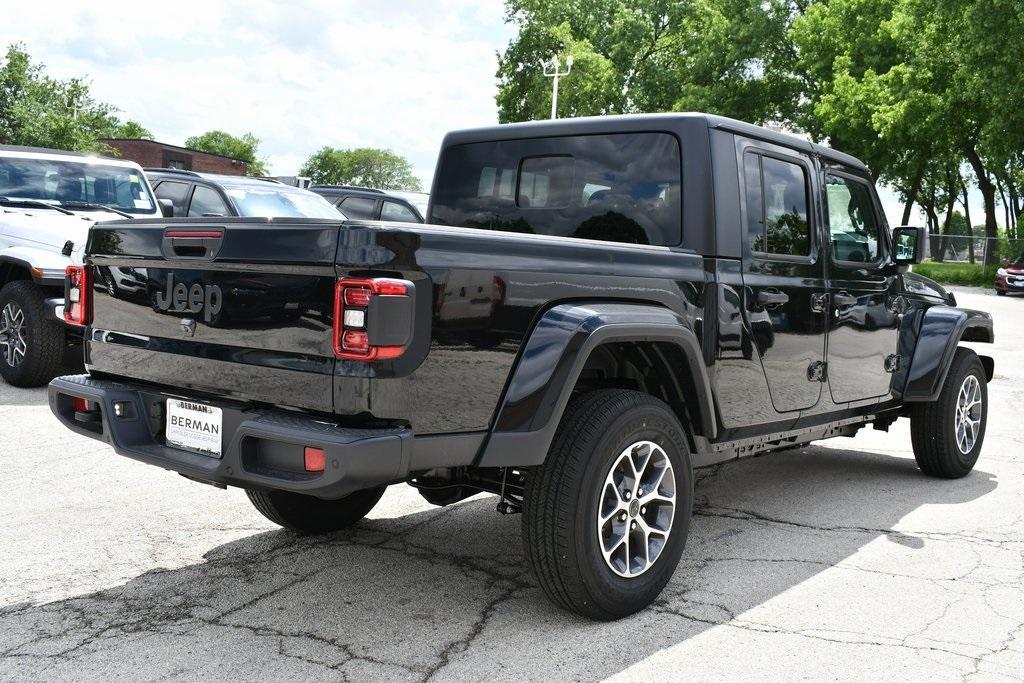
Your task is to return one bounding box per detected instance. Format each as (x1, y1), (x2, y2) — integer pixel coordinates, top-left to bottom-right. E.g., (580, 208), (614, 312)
(440, 113), (869, 174)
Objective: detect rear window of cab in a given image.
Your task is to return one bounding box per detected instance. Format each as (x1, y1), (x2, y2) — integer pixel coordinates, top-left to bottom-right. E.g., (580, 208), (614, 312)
(429, 132), (682, 246)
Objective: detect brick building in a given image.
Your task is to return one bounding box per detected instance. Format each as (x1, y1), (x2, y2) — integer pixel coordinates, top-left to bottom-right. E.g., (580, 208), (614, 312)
(100, 139), (248, 175)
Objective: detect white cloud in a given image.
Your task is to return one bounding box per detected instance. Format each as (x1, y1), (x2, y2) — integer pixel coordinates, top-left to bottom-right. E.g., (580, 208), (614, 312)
(2, 0), (514, 185)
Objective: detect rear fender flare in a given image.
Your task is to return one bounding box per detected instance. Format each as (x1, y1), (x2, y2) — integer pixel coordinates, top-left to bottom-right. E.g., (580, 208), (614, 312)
(903, 305), (994, 402)
(477, 302), (716, 467)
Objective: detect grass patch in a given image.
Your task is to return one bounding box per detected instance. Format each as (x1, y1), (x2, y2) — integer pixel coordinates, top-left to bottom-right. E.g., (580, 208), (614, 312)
(913, 260), (999, 287)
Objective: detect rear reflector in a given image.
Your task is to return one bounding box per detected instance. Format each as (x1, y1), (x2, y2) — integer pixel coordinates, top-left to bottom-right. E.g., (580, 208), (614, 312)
(304, 446), (326, 473)
(72, 397), (91, 412)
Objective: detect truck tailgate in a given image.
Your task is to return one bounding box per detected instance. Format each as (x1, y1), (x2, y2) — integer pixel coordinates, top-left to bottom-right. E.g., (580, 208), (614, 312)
(85, 219), (341, 412)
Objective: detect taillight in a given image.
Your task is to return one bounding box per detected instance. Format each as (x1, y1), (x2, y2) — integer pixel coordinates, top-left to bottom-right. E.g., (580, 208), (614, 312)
(64, 265), (91, 325)
(333, 277), (411, 360)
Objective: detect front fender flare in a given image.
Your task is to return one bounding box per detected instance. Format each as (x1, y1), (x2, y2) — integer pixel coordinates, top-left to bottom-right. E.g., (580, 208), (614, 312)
(0, 246), (74, 286)
(903, 306), (993, 402)
(477, 302), (716, 468)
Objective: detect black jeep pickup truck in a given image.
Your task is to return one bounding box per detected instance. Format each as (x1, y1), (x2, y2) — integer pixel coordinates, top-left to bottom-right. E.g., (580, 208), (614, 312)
(49, 114), (994, 620)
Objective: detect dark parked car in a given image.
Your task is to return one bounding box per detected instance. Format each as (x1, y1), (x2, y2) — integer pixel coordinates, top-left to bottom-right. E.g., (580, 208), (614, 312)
(994, 255), (1024, 295)
(146, 169), (344, 219)
(310, 185), (425, 222)
(52, 114), (994, 620)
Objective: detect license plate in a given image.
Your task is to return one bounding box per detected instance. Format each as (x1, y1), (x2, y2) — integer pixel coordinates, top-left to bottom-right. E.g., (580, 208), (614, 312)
(166, 399), (223, 457)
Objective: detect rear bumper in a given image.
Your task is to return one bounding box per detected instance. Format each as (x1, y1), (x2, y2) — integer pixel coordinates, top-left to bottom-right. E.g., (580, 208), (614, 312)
(48, 374), (441, 499)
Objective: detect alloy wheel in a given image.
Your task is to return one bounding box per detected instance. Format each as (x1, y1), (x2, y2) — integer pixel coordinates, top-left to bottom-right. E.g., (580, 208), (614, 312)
(0, 302), (27, 368)
(596, 440), (676, 578)
(954, 375), (983, 455)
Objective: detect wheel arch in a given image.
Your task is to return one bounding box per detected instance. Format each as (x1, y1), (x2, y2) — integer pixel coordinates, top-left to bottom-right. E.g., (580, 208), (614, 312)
(476, 302), (716, 467)
(0, 249), (68, 290)
(0, 256), (33, 288)
(903, 305), (994, 402)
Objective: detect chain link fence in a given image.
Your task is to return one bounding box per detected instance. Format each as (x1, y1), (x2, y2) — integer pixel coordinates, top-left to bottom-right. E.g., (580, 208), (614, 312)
(925, 234), (1024, 264)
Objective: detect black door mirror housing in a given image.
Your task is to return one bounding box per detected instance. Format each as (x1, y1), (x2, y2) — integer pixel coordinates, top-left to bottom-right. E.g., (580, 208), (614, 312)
(158, 198), (175, 218)
(892, 226), (925, 265)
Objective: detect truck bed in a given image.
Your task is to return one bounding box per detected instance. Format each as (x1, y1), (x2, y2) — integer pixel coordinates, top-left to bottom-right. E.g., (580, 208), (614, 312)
(84, 216), (707, 433)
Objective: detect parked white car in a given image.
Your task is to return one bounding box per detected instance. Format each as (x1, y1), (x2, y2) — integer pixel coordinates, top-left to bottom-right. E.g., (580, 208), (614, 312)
(0, 144), (161, 386)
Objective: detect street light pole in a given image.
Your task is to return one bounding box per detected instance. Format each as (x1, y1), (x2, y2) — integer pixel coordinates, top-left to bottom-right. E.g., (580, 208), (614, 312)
(543, 55), (574, 119)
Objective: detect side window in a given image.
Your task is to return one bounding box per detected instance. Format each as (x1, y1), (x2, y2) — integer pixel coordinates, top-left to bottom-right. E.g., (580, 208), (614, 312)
(825, 174), (881, 263)
(339, 196), (377, 219)
(380, 200), (419, 222)
(743, 153), (811, 257)
(188, 185), (229, 217)
(153, 181), (191, 216)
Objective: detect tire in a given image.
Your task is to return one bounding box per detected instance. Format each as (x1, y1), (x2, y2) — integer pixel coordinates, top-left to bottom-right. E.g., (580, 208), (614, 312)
(522, 389), (693, 620)
(246, 486), (386, 534)
(910, 348), (988, 478)
(995, 288), (1006, 296)
(0, 281), (66, 387)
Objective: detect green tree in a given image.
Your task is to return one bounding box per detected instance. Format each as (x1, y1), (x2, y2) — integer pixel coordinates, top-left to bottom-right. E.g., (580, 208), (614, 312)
(790, 0), (1024, 264)
(299, 147), (422, 191)
(0, 43), (136, 153)
(184, 130), (268, 176)
(110, 120), (153, 140)
(495, 0), (800, 124)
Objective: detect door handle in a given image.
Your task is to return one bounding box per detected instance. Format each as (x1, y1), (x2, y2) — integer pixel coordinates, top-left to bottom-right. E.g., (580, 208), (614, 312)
(756, 289), (789, 306)
(833, 292), (859, 308)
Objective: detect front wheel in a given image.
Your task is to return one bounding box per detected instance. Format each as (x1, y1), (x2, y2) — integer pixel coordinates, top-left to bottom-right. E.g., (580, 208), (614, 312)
(995, 288), (1006, 296)
(522, 389), (693, 620)
(246, 486), (386, 534)
(0, 281), (66, 387)
(910, 348), (988, 478)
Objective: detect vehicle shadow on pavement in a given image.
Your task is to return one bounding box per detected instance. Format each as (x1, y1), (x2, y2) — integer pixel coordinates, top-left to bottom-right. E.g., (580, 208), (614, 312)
(0, 445), (999, 680)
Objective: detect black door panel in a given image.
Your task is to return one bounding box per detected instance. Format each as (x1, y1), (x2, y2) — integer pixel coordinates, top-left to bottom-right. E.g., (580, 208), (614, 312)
(738, 141), (827, 414)
(822, 170), (900, 403)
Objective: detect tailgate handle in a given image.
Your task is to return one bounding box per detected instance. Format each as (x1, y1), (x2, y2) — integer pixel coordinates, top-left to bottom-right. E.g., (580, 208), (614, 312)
(162, 229), (224, 260)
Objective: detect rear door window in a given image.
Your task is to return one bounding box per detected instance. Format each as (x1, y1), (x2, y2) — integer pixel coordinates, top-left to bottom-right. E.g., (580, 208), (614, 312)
(430, 132), (682, 245)
(743, 153), (811, 257)
(153, 180), (191, 217)
(339, 196), (377, 219)
(188, 185), (229, 217)
(380, 200), (419, 222)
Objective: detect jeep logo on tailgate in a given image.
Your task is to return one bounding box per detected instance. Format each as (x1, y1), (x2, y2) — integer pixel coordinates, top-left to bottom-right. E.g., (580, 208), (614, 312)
(155, 274), (223, 323)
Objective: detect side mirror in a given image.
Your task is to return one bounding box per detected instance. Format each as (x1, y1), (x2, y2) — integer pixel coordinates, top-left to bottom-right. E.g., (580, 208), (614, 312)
(158, 198), (175, 218)
(892, 226), (925, 265)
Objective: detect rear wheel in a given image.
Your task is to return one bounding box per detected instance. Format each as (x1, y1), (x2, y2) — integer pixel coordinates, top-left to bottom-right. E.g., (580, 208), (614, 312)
(246, 486), (386, 534)
(0, 281), (65, 387)
(522, 389), (693, 620)
(910, 348), (987, 478)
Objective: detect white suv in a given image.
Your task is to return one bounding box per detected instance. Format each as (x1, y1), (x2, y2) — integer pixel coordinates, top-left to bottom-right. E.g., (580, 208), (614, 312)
(0, 145), (161, 386)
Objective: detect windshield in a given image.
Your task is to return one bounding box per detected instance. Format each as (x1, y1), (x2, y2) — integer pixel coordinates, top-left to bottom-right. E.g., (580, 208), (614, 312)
(0, 156), (155, 214)
(224, 186), (343, 219)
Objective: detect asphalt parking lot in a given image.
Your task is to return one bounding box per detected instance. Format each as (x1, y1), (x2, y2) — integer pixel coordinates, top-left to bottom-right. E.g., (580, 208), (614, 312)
(1, 286), (1021, 681)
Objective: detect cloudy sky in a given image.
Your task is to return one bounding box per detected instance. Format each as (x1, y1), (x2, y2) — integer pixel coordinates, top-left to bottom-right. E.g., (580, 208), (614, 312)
(5, 0), (980, 226)
(3, 0), (513, 187)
